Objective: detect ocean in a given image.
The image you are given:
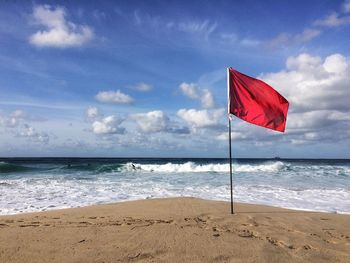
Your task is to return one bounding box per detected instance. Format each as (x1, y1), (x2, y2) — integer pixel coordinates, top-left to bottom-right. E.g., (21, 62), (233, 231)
(0, 158), (349, 215)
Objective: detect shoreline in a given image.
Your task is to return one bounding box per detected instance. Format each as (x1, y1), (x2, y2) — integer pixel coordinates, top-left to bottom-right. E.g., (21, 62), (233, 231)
(1, 197), (349, 262)
(1, 197), (349, 217)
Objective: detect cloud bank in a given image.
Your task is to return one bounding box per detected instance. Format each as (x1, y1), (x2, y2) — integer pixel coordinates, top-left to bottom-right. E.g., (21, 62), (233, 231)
(259, 53), (350, 144)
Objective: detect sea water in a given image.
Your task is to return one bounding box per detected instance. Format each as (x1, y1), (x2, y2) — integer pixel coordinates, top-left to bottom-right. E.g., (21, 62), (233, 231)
(0, 158), (349, 215)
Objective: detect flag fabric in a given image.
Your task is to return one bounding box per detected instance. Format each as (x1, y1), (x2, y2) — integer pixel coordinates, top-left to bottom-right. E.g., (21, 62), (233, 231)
(228, 68), (289, 132)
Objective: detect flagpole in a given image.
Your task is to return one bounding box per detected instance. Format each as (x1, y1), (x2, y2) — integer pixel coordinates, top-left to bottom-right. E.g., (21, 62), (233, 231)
(227, 67), (234, 214)
(228, 117), (234, 214)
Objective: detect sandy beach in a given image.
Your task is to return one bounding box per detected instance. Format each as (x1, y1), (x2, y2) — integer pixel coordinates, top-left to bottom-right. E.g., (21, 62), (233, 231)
(0, 197), (349, 263)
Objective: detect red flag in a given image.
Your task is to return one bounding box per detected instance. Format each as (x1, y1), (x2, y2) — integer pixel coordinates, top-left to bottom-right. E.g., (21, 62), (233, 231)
(228, 68), (289, 132)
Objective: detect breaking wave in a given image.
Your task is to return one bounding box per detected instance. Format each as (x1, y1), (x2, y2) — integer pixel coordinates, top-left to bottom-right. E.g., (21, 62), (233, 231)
(0, 161), (287, 174)
(122, 161), (286, 173)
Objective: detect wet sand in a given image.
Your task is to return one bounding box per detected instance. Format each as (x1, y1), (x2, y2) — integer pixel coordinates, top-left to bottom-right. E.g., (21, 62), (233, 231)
(0, 197), (349, 262)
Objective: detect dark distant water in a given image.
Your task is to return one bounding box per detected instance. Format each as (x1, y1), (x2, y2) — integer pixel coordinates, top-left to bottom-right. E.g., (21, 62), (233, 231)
(0, 158), (349, 215)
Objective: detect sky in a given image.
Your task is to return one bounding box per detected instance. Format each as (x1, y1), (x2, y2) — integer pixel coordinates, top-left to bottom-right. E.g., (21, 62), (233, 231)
(0, 0), (350, 158)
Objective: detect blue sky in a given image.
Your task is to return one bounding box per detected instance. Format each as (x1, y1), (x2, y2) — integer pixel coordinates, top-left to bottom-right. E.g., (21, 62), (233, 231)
(1, 0), (350, 158)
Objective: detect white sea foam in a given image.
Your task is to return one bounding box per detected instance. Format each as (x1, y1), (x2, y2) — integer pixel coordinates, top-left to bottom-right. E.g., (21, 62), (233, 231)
(123, 161), (286, 173)
(1, 176), (349, 215)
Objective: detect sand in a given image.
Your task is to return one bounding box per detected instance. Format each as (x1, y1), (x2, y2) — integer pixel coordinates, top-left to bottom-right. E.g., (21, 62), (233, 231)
(0, 197), (349, 263)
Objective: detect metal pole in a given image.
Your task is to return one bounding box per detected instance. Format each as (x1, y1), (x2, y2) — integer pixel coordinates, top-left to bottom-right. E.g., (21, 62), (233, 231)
(227, 67), (234, 214)
(228, 117), (234, 214)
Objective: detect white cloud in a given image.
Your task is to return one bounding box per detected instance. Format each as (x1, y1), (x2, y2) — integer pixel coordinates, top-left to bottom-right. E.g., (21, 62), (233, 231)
(201, 89), (215, 109)
(131, 82), (153, 92)
(129, 110), (189, 134)
(11, 110), (26, 119)
(86, 106), (99, 120)
(177, 108), (225, 128)
(264, 1), (350, 51)
(287, 110), (345, 129)
(216, 131), (247, 141)
(130, 110), (169, 133)
(179, 82), (215, 109)
(0, 110), (27, 128)
(0, 110), (52, 145)
(92, 115), (125, 135)
(29, 5), (93, 48)
(265, 33), (289, 49)
(314, 12), (350, 27)
(86, 108), (128, 136)
(180, 82), (200, 99)
(132, 10), (217, 39)
(6, 118), (20, 128)
(294, 28), (321, 42)
(95, 90), (134, 104)
(178, 20), (217, 36)
(0, 114), (6, 127)
(205, 53), (350, 146)
(265, 28), (321, 49)
(261, 53), (350, 112)
(18, 124), (49, 144)
(258, 53), (350, 143)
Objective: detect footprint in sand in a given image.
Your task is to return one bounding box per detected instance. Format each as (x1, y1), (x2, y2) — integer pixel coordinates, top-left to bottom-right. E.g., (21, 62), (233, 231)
(241, 223), (257, 227)
(19, 224), (40, 227)
(79, 221), (92, 225)
(238, 229), (257, 238)
(303, 245), (313, 250)
(266, 236), (285, 247)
